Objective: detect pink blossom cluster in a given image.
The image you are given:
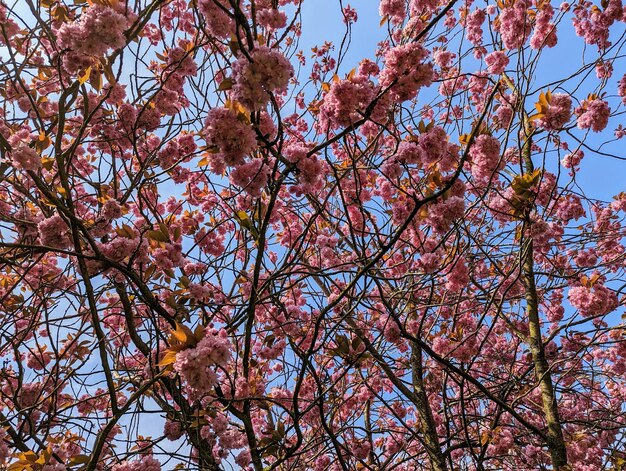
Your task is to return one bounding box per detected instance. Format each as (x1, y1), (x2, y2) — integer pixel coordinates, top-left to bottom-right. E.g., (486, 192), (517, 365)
(173, 328), (232, 400)
(230, 157), (271, 197)
(561, 149), (584, 170)
(379, 0), (406, 25)
(498, 0), (532, 49)
(424, 182), (466, 234)
(465, 9), (486, 46)
(257, 8), (288, 29)
(0, 4), (19, 46)
(154, 45), (198, 117)
(596, 60), (613, 78)
(0, 427), (8, 463)
(484, 51), (509, 75)
(157, 132), (197, 169)
(231, 46), (294, 110)
(572, 0), (624, 49)
(203, 107), (257, 168)
(56, 5), (128, 57)
(433, 49), (456, 69)
(568, 281), (618, 317)
(319, 75), (377, 130)
(379, 43), (433, 101)
(530, 3), (558, 49)
(38, 214), (72, 249)
(445, 258), (470, 292)
(285, 145), (326, 195)
(112, 455), (161, 471)
(410, 0), (440, 16)
(10, 143), (41, 172)
(553, 194), (586, 222)
(198, 0), (233, 38)
(538, 93), (572, 130)
(418, 125), (460, 171)
(576, 98), (610, 132)
(468, 134), (502, 181)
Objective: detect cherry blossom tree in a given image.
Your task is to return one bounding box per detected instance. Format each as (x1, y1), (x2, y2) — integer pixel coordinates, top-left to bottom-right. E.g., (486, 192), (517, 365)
(1, 0), (626, 470)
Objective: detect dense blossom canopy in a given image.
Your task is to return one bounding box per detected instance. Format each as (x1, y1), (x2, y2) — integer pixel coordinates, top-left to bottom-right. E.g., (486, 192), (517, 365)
(0, 0), (626, 470)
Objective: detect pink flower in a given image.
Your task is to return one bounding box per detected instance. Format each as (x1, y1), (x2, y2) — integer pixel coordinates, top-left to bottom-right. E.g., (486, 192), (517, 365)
(173, 329), (232, 399)
(230, 158), (270, 197)
(10, 144), (41, 171)
(530, 4), (558, 49)
(484, 51), (509, 75)
(203, 107), (257, 167)
(197, 0), (233, 38)
(56, 5), (128, 57)
(538, 93), (572, 131)
(561, 149), (584, 170)
(38, 215), (72, 249)
(433, 49), (456, 69)
(257, 8), (288, 29)
(445, 258), (470, 292)
(466, 9), (486, 46)
(572, 0), (623, 49)
(568, 281), (618, 317)
(113, 456), (161, 471)
(379, 43), (433, 101)
(342, 5), (358, 23)
(576, 98), (610, 132)
(231, 46), (294, 110)
(498, 1), (532, 49)
(163, 419), (184, 441)
(379, 0), (406, 25)
(468, 134), (502, 181)
(319, 75), (377, 129)
(0, 427), (9, 463)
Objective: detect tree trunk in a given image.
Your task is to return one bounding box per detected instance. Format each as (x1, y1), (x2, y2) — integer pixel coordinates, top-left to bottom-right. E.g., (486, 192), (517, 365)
(520, 130), (568, 469)
(411, 344), (448, 471)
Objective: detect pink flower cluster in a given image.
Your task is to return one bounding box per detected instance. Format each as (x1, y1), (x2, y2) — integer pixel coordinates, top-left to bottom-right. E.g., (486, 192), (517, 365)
(379, 43), (433, 101)
(173, 328), (232, 400)
(38, 214), (72, 249)
(538, 93), (572, 130)
(466, 9), (486, 46)
(379, 0), (406, 25)
(568, 281), (618, 317)
(231, 46), (293, 110)
(554, 194), (586, 222)
(410, 0), (440, 15)
(576, 98), (610, 132)
(10, 144), (41, 172)
(572, 0), (623, 49)
(468, 134), (502, 181)
(257, 8), (288, 29)
(285, 144), (326, 195)
(484, 51), (509, 75)
(319, 75), (377, 130)
(0, 4), (19, 46)
(57, 5), (128, 57)
(198, 0), (233, 38)
(561, 149), (584, 170)
(229, 157), (271, 197)
(112, 455), (161, 471)
(530, 4), (557, 49)
(203, 107), (257, 168)
(0, 427), (8, 463)
(417, 125), (460, 172)
(498, 1), (532, 49)
(445, 258), (470, 292)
